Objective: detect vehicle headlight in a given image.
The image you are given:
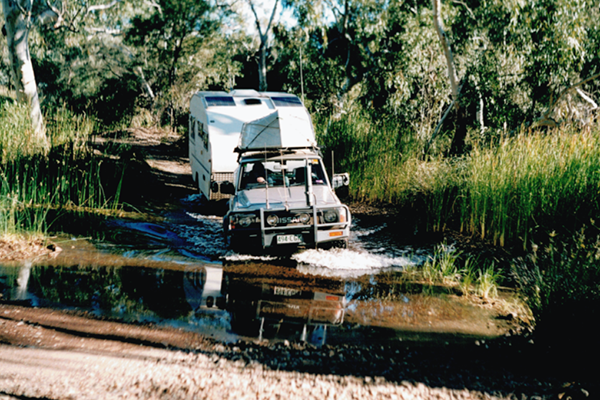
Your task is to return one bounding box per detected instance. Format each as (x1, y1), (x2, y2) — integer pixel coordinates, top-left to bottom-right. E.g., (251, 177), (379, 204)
(299, 213), (310, 224)
(238, 216), (253, 227)
(323, 209), (338, 223)
(266, 214), (279, 226)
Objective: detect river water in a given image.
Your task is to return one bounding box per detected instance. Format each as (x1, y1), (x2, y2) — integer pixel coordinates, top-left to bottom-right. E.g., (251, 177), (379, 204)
(0, 196), (519, 346)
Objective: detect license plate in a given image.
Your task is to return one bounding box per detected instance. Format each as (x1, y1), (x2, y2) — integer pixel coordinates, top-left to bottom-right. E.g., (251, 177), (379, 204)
(277, 234), (302, 244)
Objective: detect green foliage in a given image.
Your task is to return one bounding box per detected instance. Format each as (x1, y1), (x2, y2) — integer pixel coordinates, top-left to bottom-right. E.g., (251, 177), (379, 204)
(124, 0), (240, 128)
(316, 109), (455, 206)
(421, 244), (461, 285)
(513, 227), (600, 321)
(418, 244), (503, 298)
(459, 123), (600, 246)
(26, 0), (241, 131)
(281, 0), (599, 144)
(93, 73), (141, 128)
(0, 103), (122, 236)
(322, 108), (600, 248)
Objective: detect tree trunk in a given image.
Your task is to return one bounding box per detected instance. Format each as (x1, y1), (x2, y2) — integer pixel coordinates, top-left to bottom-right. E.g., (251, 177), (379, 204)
(258, 39), (267, 91)
(449, 106), (467, 156)
(2, 0), (48, 149)
(248, 0), (279, 92)
(432, 0), (467, 155)
(432, 0), (458, 101)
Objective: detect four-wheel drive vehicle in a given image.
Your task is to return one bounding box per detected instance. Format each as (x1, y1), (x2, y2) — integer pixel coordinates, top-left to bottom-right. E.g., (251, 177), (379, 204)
(222, 103), (351, 251)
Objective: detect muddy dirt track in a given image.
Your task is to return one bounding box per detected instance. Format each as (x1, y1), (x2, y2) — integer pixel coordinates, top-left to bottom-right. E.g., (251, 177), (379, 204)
(0, 129), (595, 399)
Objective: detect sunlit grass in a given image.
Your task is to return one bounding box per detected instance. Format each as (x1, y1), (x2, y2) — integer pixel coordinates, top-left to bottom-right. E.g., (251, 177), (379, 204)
(0, 103), (123, 237)
(319, 110), (600, 248)
(459, 124), (600, 247)
(414, 244), (503, 299)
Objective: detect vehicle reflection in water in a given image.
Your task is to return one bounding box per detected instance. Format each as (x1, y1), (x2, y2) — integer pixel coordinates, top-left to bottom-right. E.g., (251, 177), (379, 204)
(0, 258), (347, 345)
(221, 262), (346, 345)
(0, 245), (519, 346)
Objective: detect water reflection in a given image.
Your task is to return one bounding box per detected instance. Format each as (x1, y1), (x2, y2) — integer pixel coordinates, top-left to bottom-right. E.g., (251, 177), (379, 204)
(221, 262), (346, 344)
(0, 260), (348, 345)
(0, 252), (518, 346)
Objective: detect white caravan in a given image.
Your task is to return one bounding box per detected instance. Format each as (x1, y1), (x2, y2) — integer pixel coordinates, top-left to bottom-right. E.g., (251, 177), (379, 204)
(189, 90), (311, 201)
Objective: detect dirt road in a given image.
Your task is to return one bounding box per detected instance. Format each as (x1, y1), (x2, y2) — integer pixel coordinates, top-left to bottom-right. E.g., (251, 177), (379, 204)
(0, 303), (571, 400)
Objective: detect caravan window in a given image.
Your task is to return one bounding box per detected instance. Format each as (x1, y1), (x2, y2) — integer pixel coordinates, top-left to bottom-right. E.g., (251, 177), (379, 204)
(197, 120), (208, 149)
(271, 96), (303, 107)
(189, 115), (195, 140)
(204, 96), (235, 107)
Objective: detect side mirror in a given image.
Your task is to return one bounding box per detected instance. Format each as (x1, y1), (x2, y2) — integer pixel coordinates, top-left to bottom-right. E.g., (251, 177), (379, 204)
(332, 173), (350, 189)
(220, 181), (235, 195)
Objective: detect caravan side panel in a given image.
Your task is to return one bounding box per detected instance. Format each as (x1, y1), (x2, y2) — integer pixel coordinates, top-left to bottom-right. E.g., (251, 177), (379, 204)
(189, 93), (214, 200)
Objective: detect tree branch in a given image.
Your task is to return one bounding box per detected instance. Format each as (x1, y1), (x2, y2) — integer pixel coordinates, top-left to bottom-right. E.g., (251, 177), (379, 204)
(247, 0), (264, 37)
(84, 0), (121, 18)
(576, 88), (598, 110)
(451, 0), (475, 19)
(265, 0), (280, 35)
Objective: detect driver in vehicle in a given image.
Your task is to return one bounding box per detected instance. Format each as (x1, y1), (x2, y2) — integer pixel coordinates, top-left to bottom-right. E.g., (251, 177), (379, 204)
(250, 162), (266, 184)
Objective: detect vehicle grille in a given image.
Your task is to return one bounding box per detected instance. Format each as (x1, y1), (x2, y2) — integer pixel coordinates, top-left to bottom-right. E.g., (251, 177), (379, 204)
(263, 211), (314, 227)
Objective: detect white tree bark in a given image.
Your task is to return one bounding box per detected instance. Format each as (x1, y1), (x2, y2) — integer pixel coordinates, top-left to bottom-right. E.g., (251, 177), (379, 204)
(432, 0), (459, 102)
(2, 0), (48, 148)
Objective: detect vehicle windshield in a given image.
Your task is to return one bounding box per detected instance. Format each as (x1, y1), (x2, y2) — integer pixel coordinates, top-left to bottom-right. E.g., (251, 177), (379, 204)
(240, 158), (327, 190)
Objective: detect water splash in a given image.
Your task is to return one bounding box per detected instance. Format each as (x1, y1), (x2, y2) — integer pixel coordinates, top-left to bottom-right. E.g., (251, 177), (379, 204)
(293, 248), (418, 278)
(171, 213), (228, 259)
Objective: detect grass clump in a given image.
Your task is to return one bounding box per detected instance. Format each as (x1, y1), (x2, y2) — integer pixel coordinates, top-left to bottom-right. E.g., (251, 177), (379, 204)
(318, 110), (456, 207)
(458, 125), (600, 247)
(417, 244), (503, 299)
(0, 103), (123, 238)
(512, 227), (600, 321)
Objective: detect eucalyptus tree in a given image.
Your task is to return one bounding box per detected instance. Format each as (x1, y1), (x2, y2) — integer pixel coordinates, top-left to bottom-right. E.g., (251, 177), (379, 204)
(448, 0), (599, 133)
(2, 0), (47, 147)
(1, 0), (132, 144)
(281, 0), (392, 114)
(247, 0), (280, 91)
(125, 0), (243, 126)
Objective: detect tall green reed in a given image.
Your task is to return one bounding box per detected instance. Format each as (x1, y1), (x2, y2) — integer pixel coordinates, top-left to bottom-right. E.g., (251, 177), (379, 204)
(318, 109), (600, 248)
(317, 110), (455, 206)
(461, 125), (600, 246)
(512, 227), (600, 321)
(0, 103), (121, 236)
